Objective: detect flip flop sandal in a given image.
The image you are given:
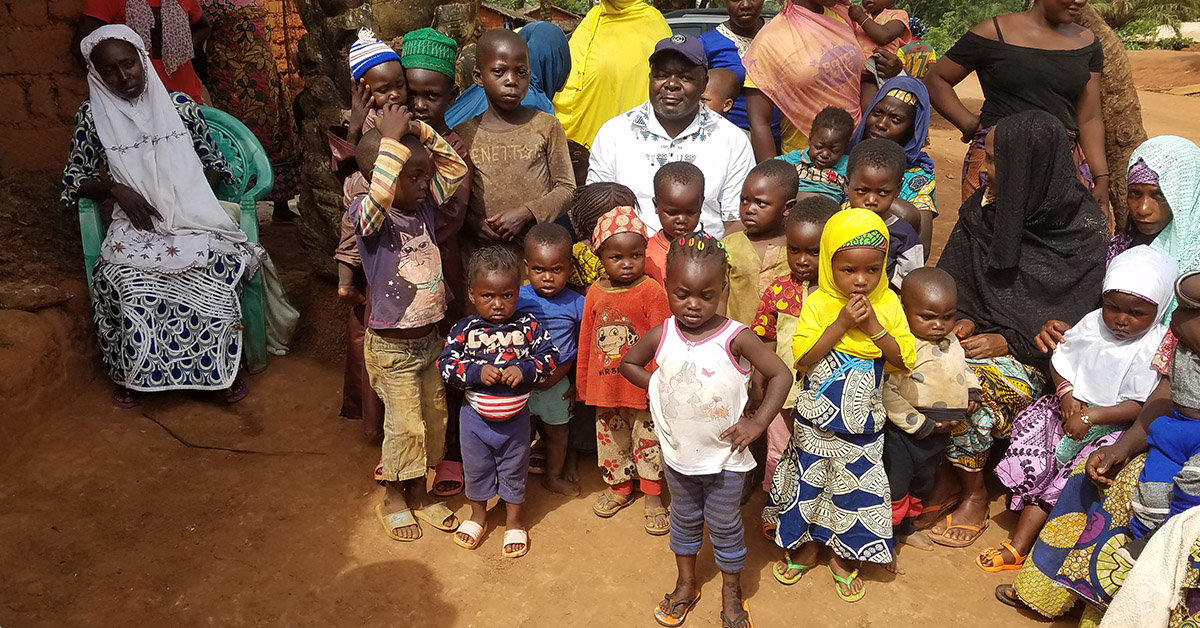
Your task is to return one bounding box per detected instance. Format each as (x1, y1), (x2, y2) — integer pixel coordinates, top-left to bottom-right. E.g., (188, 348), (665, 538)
(373, 459), (384, 483)
(828, 566), (865, 603)
(720, 599), (753, 628)
(772, 553), (813, 585)
(413, 502), (458, 532)
(913, 497), (961, 531)
(994, 584), (1023, 609)
(653, 589), (700, 627)
(431, 460), (464, 497)
(220, 379), (249, 404)
(453, 520), (487, 550)
(593, 490), (634, 518)
(929, 514), (990, 548)
(502, 528), (529, 558)
(762, 520), (777, 541)
(977, 542), (1027, 572)
(112, 387), (141, 408)
(644, 506), (670, 536)
(375, 504), (421, 542)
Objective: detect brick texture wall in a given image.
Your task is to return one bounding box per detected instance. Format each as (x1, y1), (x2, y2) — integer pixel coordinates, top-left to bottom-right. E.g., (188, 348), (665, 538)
(0, 0), (88, 175)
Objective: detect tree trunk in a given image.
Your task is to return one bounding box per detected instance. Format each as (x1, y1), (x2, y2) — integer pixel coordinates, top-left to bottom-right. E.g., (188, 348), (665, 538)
(290, 0), (476, 278)
(1076, 5), (1147, 230)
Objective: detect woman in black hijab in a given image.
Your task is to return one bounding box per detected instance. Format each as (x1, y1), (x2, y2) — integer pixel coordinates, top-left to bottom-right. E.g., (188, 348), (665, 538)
(920, 110), (1108, 549)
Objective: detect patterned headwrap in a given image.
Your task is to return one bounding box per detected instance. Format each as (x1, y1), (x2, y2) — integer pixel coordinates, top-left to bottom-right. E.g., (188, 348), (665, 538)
(592, 206), (647, 250)
(1127, 159), (1159, 187)
(790, 208), (916, 370)
(401, 28), (458, 80)
(349, 28), (402, 82)
(1134, 135), (1200, 321)
(884, 88), (918, 106)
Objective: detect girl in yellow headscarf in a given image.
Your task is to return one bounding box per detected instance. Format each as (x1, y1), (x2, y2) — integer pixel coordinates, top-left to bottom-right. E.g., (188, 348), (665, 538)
(763, 208), (915, 603)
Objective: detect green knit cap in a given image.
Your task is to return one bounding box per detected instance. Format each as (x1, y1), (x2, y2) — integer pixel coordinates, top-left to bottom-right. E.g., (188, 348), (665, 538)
(401, 28), (458, 80)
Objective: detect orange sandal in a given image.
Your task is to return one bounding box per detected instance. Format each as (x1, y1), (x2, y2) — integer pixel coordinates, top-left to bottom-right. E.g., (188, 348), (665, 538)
(929, 514), (989, 548)
(977, 542), (1027, 572)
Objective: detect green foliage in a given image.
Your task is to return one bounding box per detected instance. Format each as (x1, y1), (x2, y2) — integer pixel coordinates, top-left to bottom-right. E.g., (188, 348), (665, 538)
(921, 25), (954, 55)
(897, 0), (1025, 55)
(1116, 17), (1162, 39)
(1156, 35), (1196, 48)
(1091, 0), (1200, 31)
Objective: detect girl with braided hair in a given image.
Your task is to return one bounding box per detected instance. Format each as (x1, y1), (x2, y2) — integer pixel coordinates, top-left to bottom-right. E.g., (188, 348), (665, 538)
(621, 231), (791, 628)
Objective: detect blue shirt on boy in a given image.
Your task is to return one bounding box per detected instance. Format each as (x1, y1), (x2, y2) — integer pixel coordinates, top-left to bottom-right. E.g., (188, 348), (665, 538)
(516, 285), (585, 364)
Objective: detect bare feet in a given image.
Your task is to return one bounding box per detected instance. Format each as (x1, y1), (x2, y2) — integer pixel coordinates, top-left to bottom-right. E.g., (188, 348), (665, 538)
(884, 558), (904, 575)
(562, 447), (579, 483)
(542, 475), (581, 496)
(899, 532), (935, 551)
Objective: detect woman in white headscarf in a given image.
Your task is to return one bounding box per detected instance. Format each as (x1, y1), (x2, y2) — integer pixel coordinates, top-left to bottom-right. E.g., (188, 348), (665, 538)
(62, 25), (262, 406)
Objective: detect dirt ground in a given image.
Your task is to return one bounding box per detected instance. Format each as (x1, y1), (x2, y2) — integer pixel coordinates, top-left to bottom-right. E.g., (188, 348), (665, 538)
(3, 51), (1199, 628)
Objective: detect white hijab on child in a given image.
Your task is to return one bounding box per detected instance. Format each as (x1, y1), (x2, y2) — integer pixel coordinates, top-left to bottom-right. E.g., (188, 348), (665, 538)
(81, 25), (253, 274)
(1052, 245), (1178, 407)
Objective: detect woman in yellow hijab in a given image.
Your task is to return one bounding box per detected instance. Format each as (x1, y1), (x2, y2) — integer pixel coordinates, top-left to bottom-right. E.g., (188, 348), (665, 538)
(763, 208), (915, 602)
(552, 0), (671, 149)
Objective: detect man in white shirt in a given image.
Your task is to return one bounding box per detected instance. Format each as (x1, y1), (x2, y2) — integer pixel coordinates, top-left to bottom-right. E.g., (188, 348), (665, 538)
(586, 34), (755, 240)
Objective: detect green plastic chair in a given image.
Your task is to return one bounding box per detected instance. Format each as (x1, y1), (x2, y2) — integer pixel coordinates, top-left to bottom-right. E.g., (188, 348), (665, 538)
(77, 105), (273, 374)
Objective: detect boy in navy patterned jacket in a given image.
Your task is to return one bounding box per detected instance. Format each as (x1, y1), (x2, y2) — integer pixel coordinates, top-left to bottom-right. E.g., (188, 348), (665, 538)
(438, 246), (559, 558)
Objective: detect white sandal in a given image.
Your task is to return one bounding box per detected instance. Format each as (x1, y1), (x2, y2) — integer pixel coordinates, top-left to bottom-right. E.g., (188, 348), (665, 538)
(502, 528), (529, 558)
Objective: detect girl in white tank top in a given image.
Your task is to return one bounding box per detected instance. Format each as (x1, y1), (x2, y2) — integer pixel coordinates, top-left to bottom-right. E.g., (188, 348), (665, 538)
(619, 232), (793, 628)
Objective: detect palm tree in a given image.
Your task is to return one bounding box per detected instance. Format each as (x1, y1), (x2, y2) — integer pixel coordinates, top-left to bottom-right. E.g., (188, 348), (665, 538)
(1091, 0), (1200, 32)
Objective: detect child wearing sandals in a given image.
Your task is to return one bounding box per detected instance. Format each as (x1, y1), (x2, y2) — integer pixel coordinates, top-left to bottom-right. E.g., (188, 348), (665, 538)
(764, 208), (916, 602)
(576, 206), (672, 534)
(352, 105), (467, 542)
(621, 232), (792, 628)
(437, 246), (560, 558)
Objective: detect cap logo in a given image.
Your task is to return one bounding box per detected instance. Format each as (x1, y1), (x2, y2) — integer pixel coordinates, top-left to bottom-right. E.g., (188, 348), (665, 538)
(671, 34), (686, 44)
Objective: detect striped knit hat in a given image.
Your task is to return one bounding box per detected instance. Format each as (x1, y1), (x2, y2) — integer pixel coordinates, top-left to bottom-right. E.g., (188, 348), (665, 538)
(349, 28), (401, 81)
(401, 28), (458, 80)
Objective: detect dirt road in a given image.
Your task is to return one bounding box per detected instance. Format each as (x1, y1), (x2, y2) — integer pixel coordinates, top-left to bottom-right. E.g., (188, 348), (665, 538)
(3, 55), (1199, 628)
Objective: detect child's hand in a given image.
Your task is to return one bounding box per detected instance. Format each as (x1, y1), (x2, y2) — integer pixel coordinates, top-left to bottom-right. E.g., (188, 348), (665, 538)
(1064, 412), (1090, 440)
(848, 3), (867, 24)
(857, 297), (883, 336)
(376, 103), (413, 141)
(1035, 319), (1072, 354)
(500, 365), (524, 387)
(952, 318), (976, 340)
(349, 79), (373, 136)
(112, 184), (163, 231)
(872, 48), (903, 80)
(720, 419), (767, 453)
(932, 419), (961, 434)
(337, 284), (366, 306)
(480, 364), (502, 386)
(486, 207), (536, 242)
(564, 383), (576, 411)
(836, 295), (870, 331)
(967, 400), (980, 416)
(1060, 393), (1084, 420)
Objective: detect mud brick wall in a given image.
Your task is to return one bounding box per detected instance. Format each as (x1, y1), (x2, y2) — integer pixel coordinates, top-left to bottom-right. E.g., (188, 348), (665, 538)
(0, 0), (87, 175)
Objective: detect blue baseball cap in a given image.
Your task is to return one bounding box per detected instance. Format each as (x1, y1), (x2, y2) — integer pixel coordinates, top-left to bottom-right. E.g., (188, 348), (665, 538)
(649, 34), (708, 69)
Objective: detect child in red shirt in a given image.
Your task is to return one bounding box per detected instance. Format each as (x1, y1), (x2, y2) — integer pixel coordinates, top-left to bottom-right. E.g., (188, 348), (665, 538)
(577, 207), (672, 535)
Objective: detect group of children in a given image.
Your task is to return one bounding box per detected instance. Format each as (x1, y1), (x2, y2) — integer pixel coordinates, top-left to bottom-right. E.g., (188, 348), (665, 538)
(321, 18), (1200, 628)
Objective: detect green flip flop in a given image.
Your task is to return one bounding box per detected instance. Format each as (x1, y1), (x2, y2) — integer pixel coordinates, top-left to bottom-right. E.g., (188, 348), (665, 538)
(772, 553), (813, 585)
(828, 565), (865, 603)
